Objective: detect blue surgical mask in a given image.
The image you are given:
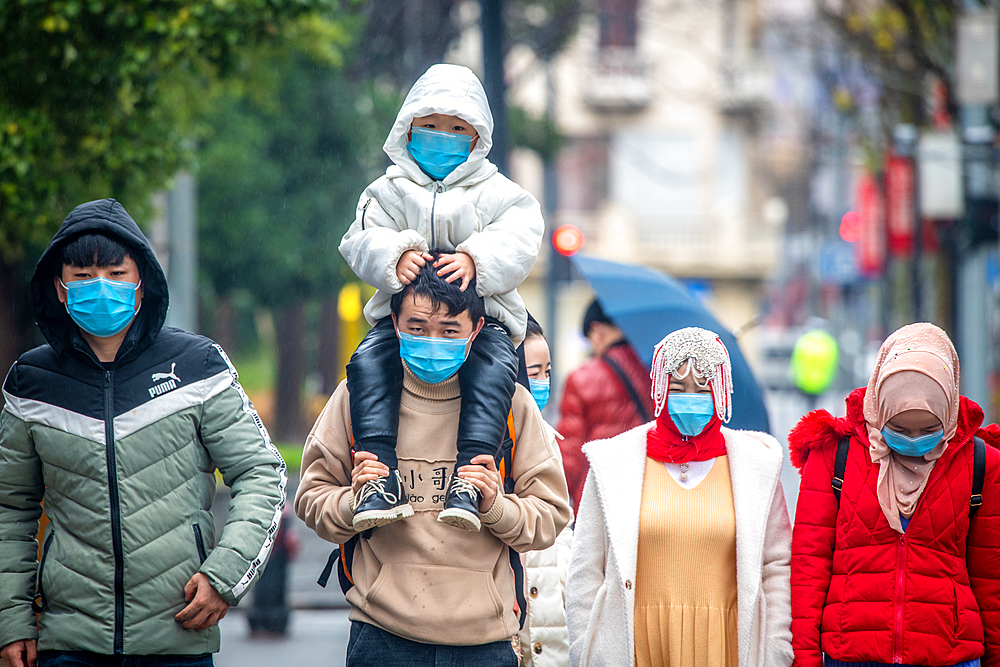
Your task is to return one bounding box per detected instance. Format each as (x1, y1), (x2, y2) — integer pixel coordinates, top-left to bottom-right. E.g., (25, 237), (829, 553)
(61, 277), (141, 338)
(528, 378), (550, 411)
(667, 393), (715, 437)
(399, 331), (470, 384)
(880, 427), (944, 457)
(407, 126), (474, 181)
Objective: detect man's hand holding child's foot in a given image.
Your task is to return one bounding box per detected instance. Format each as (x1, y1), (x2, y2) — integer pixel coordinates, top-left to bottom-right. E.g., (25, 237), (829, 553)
(351, 451), (413, 531)
(435, 252), (476, 291)
(396, 249), (434, 285)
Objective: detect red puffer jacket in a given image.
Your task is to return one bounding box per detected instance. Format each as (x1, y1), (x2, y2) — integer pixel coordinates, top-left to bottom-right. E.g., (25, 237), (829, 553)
(789, 387), (1000, 667)
(556, 341), (653, 509)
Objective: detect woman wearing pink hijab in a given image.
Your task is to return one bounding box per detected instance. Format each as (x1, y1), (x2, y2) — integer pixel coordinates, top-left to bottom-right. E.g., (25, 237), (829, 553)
(788, 323), (1000, 667)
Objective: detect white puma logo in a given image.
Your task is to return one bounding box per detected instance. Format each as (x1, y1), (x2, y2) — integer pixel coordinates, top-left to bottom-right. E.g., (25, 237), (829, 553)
(151, 362), (180, 383)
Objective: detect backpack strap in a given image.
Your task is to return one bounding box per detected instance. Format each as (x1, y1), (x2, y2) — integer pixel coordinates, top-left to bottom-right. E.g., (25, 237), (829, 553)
(831, 435), (850, 505)
(496, 409), (528, 629)
(602, 354), (651, 423)
(971, 436), (986, 519)
(320, 426), (373, 591)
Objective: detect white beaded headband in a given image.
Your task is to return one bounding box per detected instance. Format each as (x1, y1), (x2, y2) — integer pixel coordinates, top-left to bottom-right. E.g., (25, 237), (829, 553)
(650, 327), (734, 423)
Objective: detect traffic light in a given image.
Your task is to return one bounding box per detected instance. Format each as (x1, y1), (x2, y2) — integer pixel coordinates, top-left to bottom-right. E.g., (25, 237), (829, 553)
(552, 224), (585, 256)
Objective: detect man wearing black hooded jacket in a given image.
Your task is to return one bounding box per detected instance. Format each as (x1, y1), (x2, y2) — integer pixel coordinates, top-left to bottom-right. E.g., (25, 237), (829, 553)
(0, 199), (286, 667)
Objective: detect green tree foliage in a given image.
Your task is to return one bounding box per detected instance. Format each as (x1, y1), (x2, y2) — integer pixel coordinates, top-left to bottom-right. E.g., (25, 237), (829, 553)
(197, 42), (400, 306)
(819, 0), (958, 124)
(0, 0), (339, 263)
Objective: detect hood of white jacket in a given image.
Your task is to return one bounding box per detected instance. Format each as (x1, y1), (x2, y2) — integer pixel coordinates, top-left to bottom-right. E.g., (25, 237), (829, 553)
(383, 64), (497, 187)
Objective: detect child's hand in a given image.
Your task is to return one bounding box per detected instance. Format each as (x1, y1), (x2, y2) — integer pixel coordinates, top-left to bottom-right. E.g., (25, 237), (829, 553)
(434, 252), (477, 292)
(396, 249), (434, 285)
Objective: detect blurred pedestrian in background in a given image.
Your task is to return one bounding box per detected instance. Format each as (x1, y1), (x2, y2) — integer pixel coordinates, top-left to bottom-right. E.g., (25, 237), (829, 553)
(517, 317), (572, 666)
(789, 323), (1000, 667)
(567, 327), (793, 667)
(556, 299), (654, 509)
(248, 505), (300, 639)
(0, 199), (286, 667)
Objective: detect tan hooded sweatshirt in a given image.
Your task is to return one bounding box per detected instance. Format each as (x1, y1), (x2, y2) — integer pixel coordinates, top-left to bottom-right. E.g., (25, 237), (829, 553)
(295, 368), (573, 645)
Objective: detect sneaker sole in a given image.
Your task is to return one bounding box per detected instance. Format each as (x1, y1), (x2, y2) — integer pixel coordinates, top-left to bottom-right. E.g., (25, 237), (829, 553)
(353, 504), (414, 532)
(437, 507), (481, 532)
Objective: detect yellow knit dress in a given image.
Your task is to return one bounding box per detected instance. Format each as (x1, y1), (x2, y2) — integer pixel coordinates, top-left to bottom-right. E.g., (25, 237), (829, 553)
(633, 456), (738, 667)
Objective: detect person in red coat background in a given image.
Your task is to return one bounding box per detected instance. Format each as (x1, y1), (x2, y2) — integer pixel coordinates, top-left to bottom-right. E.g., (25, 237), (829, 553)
(556, 300), (654, 509)
(788, 322), (1000, 667)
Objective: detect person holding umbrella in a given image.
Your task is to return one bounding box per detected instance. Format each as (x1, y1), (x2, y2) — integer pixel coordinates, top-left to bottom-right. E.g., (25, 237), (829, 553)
(556, 299), (653, 509)
(567, 327), (793, 667)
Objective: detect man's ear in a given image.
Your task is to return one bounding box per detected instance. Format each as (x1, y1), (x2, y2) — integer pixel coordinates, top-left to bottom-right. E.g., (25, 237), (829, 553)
(53, 275), (67, 305)
(469, 316), (485, 342)
(391, 313), (400, 337)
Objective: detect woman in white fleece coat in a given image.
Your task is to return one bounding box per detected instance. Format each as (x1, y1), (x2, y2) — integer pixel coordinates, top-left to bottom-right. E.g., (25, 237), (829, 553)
(566, 328), (792, 667)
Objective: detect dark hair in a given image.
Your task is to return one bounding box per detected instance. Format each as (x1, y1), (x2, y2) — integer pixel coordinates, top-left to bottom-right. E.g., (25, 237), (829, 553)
(525, 314), (544, 340)
(582, 299), (613, 337)
(60, 233), (139, 275)
(389, 251), (486, 323)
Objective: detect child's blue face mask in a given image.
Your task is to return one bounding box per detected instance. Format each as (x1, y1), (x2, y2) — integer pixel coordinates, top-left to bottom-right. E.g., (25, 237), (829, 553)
(407, 127), (474, 181)
(528, 378), (550, 411)
(667, 392), (715, 436)
(61, 277), (141, 338)
(880, 426), (944, 457)
(398, 331), (470, 384)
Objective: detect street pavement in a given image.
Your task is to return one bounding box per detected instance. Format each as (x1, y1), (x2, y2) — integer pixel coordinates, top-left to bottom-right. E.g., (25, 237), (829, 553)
(213, 475), (356, 663)
(216, 609), (352, 666)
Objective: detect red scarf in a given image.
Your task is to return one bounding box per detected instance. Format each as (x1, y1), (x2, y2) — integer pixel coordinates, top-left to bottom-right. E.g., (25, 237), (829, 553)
(646, 393), (727, 464)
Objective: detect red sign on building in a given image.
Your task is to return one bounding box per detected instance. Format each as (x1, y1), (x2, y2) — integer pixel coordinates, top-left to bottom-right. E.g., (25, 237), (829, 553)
(857, 172), (886, 275)
(885, 153), (915, 256)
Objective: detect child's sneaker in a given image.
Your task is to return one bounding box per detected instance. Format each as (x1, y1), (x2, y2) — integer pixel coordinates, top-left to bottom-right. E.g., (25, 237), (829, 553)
(353, 469), (414, 531)
(437, 475), (482, 532)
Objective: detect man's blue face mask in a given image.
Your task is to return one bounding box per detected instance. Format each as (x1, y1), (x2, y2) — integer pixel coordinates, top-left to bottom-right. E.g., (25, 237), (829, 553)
(880, 426), (944, 457)
(407, 127), (474, 181)
(398, 331), (470, 384)
(667, 392), (715, 437)
(61, 277), (141, 338)
(528, 378), (550, 411)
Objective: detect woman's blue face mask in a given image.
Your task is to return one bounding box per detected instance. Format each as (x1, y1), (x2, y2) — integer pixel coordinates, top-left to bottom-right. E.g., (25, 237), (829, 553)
(667, 392), (715, 436)
(61, 277), (141, 338)
(528, 378), (550, 411)
(407, 127), (474, 181)
(398, 331), (470, 384)
(881, 427), (944, 457)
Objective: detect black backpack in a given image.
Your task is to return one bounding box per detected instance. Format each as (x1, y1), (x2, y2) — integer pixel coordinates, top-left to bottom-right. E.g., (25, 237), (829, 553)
(318, 411), (529, 629)
(831, 435), (986, 519)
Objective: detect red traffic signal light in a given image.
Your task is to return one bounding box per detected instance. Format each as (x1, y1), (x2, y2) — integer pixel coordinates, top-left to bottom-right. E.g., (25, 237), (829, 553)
(839, 211), (862, 243)
(552, 224), (585, 256)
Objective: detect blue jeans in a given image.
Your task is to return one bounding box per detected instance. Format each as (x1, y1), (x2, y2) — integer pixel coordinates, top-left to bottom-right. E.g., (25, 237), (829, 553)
(38, 652), (213, 667)
(346, 621), (519, 667)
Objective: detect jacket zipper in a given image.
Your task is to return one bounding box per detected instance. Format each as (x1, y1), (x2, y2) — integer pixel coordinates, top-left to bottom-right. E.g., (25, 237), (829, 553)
(430, 183), (442, 249)
(104, 370), (125, 654)
(360, 198), (372, 230)
(892, 531), (907, 662)
(31, 531), (55, 612)
(192, 524), (208, 564)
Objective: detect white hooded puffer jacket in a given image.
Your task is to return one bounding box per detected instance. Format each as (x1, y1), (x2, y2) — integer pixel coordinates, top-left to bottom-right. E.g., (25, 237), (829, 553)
(339, 64), (544, 344)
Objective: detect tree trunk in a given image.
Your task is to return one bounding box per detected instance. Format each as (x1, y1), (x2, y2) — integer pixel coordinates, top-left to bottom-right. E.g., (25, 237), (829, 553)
(319, 294), (341, 395)
(213, 296), (237, 355)
(0, 259), (35, 378)
(273, 302), (307, 442)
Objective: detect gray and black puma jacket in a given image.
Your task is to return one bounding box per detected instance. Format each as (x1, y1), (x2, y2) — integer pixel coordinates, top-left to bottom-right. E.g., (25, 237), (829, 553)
(0, 199), (286, 655)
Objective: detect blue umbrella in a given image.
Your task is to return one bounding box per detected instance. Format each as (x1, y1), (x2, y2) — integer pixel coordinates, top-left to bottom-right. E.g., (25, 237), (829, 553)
(571, 254), (771, 433)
